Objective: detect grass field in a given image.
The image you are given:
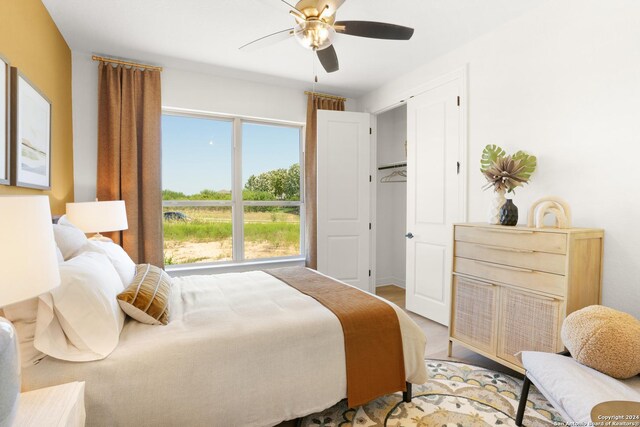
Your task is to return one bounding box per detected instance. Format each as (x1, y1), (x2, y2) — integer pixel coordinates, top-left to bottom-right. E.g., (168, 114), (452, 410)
(163, 207), (300, 264)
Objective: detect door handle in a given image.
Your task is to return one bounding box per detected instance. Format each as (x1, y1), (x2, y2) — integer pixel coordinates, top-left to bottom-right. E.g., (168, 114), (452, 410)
(405, 232), (414, 239)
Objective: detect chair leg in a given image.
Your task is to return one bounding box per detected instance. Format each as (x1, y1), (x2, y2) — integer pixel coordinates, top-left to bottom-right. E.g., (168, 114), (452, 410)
(403, 382), (412, 403)
(515, 375), (531, 426)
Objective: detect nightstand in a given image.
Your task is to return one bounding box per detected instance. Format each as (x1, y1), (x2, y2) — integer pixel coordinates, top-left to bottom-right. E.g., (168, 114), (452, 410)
(14, 381), (85, 426)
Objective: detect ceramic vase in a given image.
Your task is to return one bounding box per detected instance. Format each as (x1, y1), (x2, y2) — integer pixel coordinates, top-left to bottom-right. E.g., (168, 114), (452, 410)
(489, 188), (506, 224)
(500, 199), (519, 226)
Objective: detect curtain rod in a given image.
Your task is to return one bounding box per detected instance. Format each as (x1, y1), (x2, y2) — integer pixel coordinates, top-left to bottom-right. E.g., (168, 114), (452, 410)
(304, 91), (346, 102)
(92, 55), (163, 72)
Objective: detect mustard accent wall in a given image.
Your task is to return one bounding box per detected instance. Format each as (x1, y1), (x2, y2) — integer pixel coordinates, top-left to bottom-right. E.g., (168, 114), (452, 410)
(0, 0), (74, 214)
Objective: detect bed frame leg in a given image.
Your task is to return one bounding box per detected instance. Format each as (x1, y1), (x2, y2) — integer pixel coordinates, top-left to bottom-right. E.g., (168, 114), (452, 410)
(403, 382), (412, 403)
(515, 375), (531, 426)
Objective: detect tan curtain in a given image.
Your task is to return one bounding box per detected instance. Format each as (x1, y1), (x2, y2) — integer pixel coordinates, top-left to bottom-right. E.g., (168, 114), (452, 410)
(305, 94), (345, 269)
(97, 62), (163, 267)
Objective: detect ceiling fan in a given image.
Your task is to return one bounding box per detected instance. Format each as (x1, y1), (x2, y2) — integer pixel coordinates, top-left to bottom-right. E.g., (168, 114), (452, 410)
(239, 0), (414, 73)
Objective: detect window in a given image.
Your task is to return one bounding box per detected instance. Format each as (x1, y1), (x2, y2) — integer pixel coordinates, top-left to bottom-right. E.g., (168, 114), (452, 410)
(161, 112), (304, 266)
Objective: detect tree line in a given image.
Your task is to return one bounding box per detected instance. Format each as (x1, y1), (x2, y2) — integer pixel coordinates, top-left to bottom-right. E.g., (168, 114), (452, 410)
(162, 163), (300, 201)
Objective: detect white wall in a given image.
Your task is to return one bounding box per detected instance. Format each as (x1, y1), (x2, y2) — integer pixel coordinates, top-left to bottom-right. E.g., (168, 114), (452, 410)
(375, 105), (407, 287)
(71, 51), (357, 202)
(72, 52), (99, 202)
(360, 0), (640, 317)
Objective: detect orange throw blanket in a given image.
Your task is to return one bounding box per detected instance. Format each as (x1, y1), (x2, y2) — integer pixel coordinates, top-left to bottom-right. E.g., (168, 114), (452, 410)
(266, 267), (406, 407)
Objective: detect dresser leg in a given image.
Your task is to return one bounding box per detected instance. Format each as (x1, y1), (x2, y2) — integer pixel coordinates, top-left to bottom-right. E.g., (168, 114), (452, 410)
(447, 340), (453, 357)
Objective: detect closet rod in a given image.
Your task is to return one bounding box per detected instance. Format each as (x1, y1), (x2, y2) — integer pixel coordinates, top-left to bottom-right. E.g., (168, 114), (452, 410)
(378, 162), (407, 171)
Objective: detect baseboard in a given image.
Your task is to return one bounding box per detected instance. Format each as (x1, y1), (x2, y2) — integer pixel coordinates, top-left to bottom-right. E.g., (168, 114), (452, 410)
(376, 276), (394, 287)
(376, 277), (406, 289)
(392, 277), (406, 288)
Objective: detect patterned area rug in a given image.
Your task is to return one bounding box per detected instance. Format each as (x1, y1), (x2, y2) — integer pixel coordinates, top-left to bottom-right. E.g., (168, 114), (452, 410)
(298, 359), (563, 427)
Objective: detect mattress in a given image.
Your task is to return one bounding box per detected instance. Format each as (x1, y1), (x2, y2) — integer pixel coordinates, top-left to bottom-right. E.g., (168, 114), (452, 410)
(22, 270), (428, 427)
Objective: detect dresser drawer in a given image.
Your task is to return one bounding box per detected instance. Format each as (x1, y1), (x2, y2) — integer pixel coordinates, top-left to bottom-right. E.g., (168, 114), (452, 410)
(455, 241), (566, 275)
(455, 226), (567, 254)
(454, 257), (565, 296)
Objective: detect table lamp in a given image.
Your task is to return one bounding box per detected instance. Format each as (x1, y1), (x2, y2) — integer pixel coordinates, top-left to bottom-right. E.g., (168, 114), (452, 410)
(65, 200), (128, 241)
(0, 196), (61, 427)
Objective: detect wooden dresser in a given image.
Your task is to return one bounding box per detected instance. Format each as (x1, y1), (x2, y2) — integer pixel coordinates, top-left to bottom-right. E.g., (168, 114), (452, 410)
(448, 223), (604, 373)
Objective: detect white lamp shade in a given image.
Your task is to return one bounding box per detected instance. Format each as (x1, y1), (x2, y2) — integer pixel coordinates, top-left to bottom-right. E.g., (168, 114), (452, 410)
(0, 196), (61, 307)
(66, 200), (128, 233)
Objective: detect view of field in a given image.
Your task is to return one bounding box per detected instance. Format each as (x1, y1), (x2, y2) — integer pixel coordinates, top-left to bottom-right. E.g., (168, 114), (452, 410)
(162, 115), (303, 265)
(163, 206), (300, 265)
(162, 163), (302, 265)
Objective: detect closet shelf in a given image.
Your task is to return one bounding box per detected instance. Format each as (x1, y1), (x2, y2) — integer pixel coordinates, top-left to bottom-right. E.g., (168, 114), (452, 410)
(377, 161), (407, 171)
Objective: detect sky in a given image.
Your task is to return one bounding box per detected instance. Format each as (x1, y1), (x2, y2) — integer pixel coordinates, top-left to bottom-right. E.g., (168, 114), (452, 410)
(162, 115), (300, 195)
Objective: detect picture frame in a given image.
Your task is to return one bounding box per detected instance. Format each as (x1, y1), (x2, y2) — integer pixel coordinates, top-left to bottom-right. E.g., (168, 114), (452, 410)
(10, 67), (52, 190)
(0, 55), (9, 185)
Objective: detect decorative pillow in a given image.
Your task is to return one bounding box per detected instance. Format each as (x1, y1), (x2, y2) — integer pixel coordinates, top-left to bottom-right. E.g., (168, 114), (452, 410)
(78, 240), (135, 289)
(52, 215), (88, 260)
(117, 264), (172, 325)
(34, 252), (125, 362)
(2, 299), (46, 367)
(562, 305), (640, 379)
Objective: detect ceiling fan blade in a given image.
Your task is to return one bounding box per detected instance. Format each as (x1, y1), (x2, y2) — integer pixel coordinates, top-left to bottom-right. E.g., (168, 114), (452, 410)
(317, 45), (339, 73)
(334, 21), (414, 40)
(239, 28), (294, 51)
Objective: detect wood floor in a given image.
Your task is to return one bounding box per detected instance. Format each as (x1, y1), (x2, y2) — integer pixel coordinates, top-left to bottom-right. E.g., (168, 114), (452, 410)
(276, 284), (520, 426)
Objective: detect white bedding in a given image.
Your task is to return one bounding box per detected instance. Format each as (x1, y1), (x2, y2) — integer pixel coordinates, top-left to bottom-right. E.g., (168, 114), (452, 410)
(22, 270), (428, 427)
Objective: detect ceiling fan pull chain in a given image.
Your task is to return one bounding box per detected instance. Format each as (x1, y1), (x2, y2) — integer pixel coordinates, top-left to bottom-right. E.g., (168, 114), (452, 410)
(313, 50), (318, 87)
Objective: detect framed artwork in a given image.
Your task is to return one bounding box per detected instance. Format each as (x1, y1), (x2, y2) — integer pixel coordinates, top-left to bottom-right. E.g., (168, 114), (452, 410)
(10, 67), (51, 190)
(0, 55), (9, 185)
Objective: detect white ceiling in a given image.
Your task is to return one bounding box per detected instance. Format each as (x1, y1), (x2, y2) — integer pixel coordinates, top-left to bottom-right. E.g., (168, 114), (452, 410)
(42, 0), (540, 98)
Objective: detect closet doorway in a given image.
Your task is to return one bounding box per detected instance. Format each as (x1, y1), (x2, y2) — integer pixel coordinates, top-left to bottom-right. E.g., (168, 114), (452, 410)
(374, 105), (408, 291)
(373, 68), (467, 326)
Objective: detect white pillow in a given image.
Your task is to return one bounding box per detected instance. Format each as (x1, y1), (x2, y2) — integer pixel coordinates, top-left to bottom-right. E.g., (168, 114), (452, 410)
(55, 246), (64, 263)
(77, 241), (135, 289)
(52, 215), (88, 260)
(2, 299), (46, 367)
(34, 252), (125, 362)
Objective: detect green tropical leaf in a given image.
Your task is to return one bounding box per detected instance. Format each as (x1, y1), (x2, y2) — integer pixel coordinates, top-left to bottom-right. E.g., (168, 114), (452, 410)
(480, 144), (506, 172)
(512, 150), (537, 182)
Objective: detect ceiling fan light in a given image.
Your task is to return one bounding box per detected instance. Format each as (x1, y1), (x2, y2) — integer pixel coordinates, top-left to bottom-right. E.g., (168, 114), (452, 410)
(294, 20), (335, 51)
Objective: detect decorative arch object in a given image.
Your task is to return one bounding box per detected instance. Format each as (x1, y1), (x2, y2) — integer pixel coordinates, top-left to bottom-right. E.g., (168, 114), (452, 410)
(527, 197), (572, 229)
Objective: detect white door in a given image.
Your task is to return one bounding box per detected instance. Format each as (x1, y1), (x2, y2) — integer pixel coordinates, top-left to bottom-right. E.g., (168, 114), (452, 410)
(406, 76), (465, 325)
(317, 110), (371, 292)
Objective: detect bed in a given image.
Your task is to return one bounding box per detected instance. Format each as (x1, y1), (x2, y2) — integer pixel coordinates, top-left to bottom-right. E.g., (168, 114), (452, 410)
(22, 269), (428, 426)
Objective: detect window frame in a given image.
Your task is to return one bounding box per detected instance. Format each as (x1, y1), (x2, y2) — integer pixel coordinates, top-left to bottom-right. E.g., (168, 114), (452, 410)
(162, 108), (305, 269)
